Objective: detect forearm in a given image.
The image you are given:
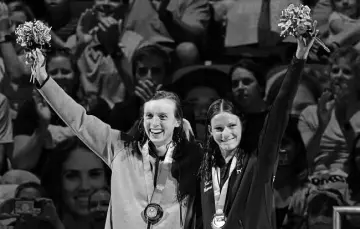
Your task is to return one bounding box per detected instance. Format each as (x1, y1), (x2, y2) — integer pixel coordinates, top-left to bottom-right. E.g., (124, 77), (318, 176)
(258, 57), (305, 181)
(340, 122), (356, 151)
(12, 128), (47, 170)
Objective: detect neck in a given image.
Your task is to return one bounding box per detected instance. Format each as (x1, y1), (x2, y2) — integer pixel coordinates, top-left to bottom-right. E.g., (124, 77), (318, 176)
(242, 99), (267, 114)
(153, 142), (171, 157)
(220, 148), (237, 163)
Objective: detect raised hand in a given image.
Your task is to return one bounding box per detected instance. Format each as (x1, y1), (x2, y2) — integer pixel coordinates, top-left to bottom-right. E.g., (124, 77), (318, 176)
(134, 80), (162, 103)
(76, 9), (99, 45)
(317, 90), (335, 128)
(295, 20), (319, 60)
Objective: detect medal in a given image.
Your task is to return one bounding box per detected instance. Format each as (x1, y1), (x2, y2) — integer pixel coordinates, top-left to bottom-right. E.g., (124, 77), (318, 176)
(211, 213), (226, 229)
(143, 203), (164, 224)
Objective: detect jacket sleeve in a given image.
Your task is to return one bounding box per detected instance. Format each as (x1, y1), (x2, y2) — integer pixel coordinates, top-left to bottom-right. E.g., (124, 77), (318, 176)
(38, 77), (124, 168)
(257, 57), (305, 183)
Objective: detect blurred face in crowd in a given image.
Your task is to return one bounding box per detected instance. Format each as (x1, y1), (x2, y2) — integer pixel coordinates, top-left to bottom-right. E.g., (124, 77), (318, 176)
(89, 189), (111, 220)
(278, 134), (297, 166)
(17, 187), (42, 199)
(354, 138), (360, 171)
(209, 112), (242, 155)
(94, 0), (123, 17)
(135, 55), (167, 86)
(332, 0), (357, 17)
(231, 67), (263, 110)
(143, 99), (180, 148)
(7, 2), (27, 33)
(330, 57), (357, 97)
(47, 55), (76, 95)
(61, 147), (107, 217)
(185, 86), (220, 141)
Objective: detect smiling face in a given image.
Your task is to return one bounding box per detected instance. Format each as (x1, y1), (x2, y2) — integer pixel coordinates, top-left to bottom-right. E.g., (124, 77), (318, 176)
(61, 147), (107, 217)
(209, 112), (242, 155)
(332, 0), (357, 17)
(143, 99), (180, 147)
(47, 55), (76, 95)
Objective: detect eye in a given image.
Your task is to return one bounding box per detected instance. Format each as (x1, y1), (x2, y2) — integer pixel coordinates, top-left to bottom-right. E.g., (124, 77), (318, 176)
(64, 171), (79, 180)
(159, 114), (167, 120)
(229, 124), (237, 128)
(145, 113), (153, 119)
(215, 127), (223, 132)
(89, 169), (104, 179)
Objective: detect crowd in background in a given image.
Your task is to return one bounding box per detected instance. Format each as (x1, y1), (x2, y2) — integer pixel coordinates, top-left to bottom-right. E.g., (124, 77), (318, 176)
(0, 0), (359, 228)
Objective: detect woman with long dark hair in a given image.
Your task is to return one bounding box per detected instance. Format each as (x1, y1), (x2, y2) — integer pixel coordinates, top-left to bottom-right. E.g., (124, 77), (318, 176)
(199, 31), (317, 229)
(30, 49), (202, 229)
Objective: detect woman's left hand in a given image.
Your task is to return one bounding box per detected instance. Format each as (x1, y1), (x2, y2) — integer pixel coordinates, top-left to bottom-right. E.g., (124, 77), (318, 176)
(295, 20), (319, 60)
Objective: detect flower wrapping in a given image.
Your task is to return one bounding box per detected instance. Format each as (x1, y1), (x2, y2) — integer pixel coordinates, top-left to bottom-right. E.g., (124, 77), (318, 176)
(15, 20), (51, 83)
(278, 4), (312, 38)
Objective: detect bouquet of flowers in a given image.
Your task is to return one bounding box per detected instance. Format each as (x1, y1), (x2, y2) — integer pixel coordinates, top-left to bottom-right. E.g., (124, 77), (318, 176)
(15, 20), (52, 83)
(278, 4), (330, 53)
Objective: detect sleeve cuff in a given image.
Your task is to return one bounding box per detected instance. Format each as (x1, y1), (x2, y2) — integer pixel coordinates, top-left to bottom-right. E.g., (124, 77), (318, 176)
(35, 74), (50, 89)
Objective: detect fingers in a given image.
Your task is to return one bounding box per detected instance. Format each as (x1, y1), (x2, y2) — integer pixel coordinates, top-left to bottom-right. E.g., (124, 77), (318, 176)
(135, 80), (160, 102)
(311, 20), (318, 35)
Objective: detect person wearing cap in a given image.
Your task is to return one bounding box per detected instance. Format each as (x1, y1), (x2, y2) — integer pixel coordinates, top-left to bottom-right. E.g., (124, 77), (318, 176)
(167, 64), (232, 142)
(198, 28), (318, 229)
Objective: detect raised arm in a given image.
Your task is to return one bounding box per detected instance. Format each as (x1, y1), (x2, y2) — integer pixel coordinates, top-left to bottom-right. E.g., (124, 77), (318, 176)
(257, 32), (318, 183)
(34, 50), (123, 167)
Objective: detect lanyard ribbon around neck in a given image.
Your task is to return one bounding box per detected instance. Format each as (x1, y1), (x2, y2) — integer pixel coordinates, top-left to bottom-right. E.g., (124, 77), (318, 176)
(140, 141), (175, 204)
(212, 156), (237, 214)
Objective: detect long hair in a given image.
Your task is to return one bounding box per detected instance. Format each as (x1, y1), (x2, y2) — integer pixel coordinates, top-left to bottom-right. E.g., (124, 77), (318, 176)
(346, 134), (360, 196)
(199, 99), (243, 182)
(126, 90), (200, 201)
(40, 137), (111, 219)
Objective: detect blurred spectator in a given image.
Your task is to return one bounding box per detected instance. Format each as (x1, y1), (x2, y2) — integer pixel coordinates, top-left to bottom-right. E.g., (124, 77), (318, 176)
(1, 170), (40, 184)
(41, 137), (111, 229)
(0, 94), (12, 175)
(286, 46), (360, 229)
(12, 48), (80, 175)
(42, 0), (78, 47)
(88, 187), (110, 229)
(0, 1), (35, 119)
(94, 43), (171, 132)
(14, 182), (46, 199)
(167, 64), (231, 142)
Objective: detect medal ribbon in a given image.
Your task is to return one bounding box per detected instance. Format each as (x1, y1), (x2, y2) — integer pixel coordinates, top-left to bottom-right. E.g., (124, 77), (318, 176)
(212, 156), (237, 214)
(140, 141), (175, 204)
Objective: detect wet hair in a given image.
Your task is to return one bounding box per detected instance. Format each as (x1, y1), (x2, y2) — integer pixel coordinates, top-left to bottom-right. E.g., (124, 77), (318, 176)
(131, 44), (171, 84)
(127, 90), (199, 201)
(346, 134), (360, 196)
(40, 137), (111, 218)
(15, 182), (47, 198)
(45, 48), (81, 99)
(228, 59), (266, 96)
(199, 99), (243, 181)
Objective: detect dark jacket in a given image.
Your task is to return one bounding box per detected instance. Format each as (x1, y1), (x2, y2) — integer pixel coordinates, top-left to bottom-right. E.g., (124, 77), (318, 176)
(200, 57), (306, 229)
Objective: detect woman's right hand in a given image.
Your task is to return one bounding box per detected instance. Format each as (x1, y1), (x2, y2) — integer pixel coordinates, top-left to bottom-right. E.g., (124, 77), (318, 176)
(76, 9), (99, 45)
(317, 90), (335, 128)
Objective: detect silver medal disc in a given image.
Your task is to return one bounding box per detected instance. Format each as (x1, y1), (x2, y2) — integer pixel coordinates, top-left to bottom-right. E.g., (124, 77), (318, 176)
(211, 214), (226, 229)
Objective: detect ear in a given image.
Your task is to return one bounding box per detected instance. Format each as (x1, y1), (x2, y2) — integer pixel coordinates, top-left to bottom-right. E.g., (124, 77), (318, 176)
(175, 119), (181, 128)
(208, 125), (212, 137)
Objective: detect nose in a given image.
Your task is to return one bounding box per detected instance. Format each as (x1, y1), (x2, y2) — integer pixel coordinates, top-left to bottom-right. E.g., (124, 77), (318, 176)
(222, 127), (231, 140)
(80, 177), (91, 191)
(150, 116), (161, 126)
